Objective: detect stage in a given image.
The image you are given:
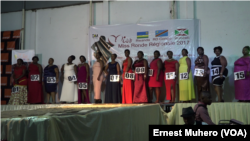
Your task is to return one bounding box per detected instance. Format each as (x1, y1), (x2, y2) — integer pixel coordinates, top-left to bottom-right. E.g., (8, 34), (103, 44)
(1, 102), (250, 141)
(1, 104), (167, 141)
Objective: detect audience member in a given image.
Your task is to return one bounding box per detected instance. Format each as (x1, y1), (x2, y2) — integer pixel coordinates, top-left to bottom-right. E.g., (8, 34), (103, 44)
(193, 91), (216, 125)
(181, 107), (208, 125)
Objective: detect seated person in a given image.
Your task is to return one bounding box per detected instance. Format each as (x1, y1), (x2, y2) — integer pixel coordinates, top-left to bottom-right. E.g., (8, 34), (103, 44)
(193, 91), (216, 125)
(181, 107), (208, 125)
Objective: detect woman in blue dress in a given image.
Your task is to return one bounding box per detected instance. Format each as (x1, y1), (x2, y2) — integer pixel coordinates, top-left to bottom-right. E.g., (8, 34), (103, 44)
(104, 54), (122, 103)
(43, 58), (59, 104)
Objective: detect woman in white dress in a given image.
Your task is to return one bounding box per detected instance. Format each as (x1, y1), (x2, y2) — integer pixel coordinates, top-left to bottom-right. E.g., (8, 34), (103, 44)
(60, 55), (78, 103)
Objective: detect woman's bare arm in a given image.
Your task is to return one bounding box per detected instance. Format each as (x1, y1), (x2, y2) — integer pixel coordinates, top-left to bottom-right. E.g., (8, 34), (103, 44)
(220, 56), (227, 76)
(54, 67), (59, 83)
(156, 59), (163, 81)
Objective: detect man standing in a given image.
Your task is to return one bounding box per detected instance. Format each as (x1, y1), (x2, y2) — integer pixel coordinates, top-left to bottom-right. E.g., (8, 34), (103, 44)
(193, 91), (216, 125)
(181, 107), (208, 125)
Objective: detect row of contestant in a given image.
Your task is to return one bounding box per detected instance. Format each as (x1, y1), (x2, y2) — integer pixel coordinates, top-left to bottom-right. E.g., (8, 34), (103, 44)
(8, 46), (250, 105)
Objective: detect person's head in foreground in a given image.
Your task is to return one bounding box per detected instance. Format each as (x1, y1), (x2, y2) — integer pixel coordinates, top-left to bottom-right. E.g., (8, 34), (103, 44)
(181, 107), (195, 125)
(200, 91), (212, 105)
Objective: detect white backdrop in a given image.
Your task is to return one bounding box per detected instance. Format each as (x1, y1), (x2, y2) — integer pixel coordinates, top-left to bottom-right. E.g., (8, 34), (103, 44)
(89, 19), (200, 66)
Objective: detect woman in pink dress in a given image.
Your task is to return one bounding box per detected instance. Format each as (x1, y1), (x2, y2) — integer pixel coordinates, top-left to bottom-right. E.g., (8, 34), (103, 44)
(148, 50), (164, 103)
(78, 55), (90, 103)
(132, 51), (148, 103)
(234, 46), (250, 102)
(92, 52), (104, 103)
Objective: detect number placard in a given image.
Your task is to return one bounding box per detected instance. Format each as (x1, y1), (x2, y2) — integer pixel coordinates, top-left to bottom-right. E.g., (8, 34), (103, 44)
(165, 72), (175, 80)
(47, 77), (56, 83)
(31, 75), (40, 81)
(110, 75), (120, 82)
(234, 71), (245, 81)
(12, 86), (19, 93)
(211, 68), (219, 76)
(148, 69), (153, 76)
(78, 83), (88, 89)
(135, 67), (145, 74)
(125, 72), (135, 80)
(68, 75), (77, 82)
(180, 72), (188, 80)
(194, 68), (204, 77)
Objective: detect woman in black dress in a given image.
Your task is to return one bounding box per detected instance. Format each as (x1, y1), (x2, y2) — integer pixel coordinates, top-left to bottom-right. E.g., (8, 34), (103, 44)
(104, 54), (122, 103)
(211, 46), (228, 102)
(43, 58), (59, 104)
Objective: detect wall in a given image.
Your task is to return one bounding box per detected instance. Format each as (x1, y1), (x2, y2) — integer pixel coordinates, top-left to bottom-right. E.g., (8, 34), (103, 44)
(1, 1), (250, 102)
(192, 1), (250, 102)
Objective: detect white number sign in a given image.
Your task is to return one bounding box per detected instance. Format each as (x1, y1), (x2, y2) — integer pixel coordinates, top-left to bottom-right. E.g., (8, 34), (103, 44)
(78, 83), (88, 89)
(211, 68), (219, 76)
(148, 69), (153, 76)
(234, 71), (245, 81)
(47, 77), (56, 83)
(194, 68), (204, 77)
(12, 86), (19, 93)
(68, 75), (77, 82)
(125, 72), (135, 80)
(110, 75), (120, 82)
(180, 72), (188, 80)
(165, 72), (175, 80)
(31, 75), (40, 81)
(135, 67), (145, 74)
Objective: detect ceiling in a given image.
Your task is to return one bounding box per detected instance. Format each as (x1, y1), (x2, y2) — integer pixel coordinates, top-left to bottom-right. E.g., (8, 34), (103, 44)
(1, 1), (102, 13)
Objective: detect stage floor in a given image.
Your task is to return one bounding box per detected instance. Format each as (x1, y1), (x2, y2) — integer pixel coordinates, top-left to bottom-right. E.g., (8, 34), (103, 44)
(1, 104), (167, 141)
(1, 104), (148, 118)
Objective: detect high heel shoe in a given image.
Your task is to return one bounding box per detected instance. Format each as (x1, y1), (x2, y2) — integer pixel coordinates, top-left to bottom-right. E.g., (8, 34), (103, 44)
(94, 99), (98, 103)
(99, 99), (102, 103)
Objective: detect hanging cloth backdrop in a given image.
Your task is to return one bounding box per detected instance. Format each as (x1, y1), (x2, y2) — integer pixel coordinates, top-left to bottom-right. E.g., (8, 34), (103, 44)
(88, 19), (200, 66)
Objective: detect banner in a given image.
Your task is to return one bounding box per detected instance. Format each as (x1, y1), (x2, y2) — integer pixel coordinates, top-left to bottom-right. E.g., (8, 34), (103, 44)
(12, 50), (35, 65)
(89, 19), (200, 66)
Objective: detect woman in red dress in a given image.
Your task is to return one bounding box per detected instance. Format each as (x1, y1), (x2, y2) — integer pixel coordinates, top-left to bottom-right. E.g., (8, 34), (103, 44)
(8, 59), (28, 105)
(164, 51), (179, 102)
(132, 51), (148, 103)
(148, 50), (164, 103)
(122, 49), (134, 103)
(27, 56), (43, 104)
